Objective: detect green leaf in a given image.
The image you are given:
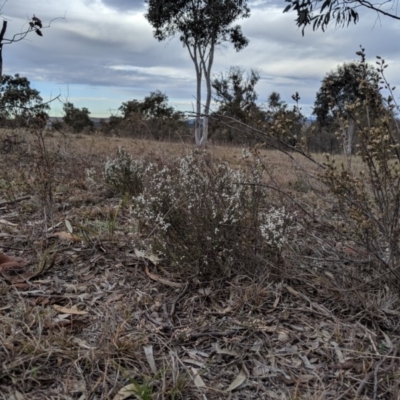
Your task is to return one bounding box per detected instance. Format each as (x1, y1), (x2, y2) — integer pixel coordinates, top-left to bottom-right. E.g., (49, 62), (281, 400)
(320, 0), (331, 13)
(283, 4), (292, 13)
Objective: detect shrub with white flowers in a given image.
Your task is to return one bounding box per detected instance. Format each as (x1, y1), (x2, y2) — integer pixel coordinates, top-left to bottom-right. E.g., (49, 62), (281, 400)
(259, 207), (296, 250)
(85, 167), (97, 185)
(131, 151), (271, 278)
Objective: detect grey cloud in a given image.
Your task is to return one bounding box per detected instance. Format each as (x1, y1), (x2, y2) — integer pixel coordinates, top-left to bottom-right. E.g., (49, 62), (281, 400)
(1, 0), (399, 118)
(99, 0), (146, 12)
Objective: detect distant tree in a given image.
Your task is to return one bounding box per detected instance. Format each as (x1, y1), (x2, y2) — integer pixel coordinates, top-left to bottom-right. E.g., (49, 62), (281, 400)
(118, 91), (185, 140)
(282, 0), (399, 35)
(0, 74), (49, 127)
(120, 90), (183, 121)
(213, 67), (260, 122)
(145, 0), (250, 146)
(264, 91), (305, 148)
(101, 114), (124, 135)
(62, 102), (93, 133)
(266, 92), (287, 114)
(313, 62), (382, 155)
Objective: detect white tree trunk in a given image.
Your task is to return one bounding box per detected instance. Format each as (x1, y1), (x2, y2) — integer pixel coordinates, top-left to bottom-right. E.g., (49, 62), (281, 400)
(186, 38), (214, 147)
(197, 41), (214, 147)
(342, 118), (355, 155)
(194, 70), (202, 145)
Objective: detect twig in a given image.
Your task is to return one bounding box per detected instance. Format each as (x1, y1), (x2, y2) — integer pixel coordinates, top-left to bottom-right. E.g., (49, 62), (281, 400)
(169, 282), (189, 316)
(144, 311), (172, 330)
(0, 195), (31, 207)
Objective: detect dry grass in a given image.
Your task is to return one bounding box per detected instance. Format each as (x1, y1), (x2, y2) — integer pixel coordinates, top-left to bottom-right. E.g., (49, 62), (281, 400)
(1, 131), (400, 399)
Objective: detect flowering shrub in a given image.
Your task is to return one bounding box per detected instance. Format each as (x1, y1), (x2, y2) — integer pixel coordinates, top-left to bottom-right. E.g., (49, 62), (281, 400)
(259, 206), (296, 250)
(131, 151), (276, 278)
(104, 147), (145, 196)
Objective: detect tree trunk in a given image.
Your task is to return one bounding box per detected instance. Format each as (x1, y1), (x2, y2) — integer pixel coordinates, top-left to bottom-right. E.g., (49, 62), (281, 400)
(343, 118), (355, 155)
(186, 41), (203, 146)
(194, 68), (202, 146)
(198, 41), (214, 147)
(0, 20), (8, 78)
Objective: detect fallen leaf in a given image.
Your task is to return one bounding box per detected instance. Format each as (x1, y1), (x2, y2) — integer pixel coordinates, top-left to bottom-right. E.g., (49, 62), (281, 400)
(214, 342), (239, 357)
(53, 305), (88, 315)
(299, 354), (316, 370)
(50, 231), (81, 242)
(14, 391), (25, 400)
(198, 287), (212, 295)
(226, 368), (247, 391)
(72, 337), (94, 349)
(284, 284), (300, 297)
(65, 219), (73, 234)
(277, 330), (290, 342)
(113, 383), (142, 400)
(81, 272), (96, 282)
(297, 374), (315, 383)
(106, 292), (124, 303)
(331, 340), (345, 363)
(144, 345), (157, 374)
(145, 265), (185, 288)
(191, 367), (206, 388)
(0, 253), (28, 272)
(182, 358), (205, 368)
(273, 295), (280, 308)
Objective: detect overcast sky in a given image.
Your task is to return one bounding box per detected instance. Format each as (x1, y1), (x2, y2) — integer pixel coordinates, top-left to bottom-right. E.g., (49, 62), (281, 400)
(2, 0), (400, 118)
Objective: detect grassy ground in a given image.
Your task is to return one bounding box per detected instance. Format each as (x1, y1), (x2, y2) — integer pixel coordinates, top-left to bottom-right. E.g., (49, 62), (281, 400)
(0, 131), (399, 399)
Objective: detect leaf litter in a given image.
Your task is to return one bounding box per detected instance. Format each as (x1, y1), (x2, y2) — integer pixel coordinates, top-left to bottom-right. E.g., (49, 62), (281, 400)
(1, 138), (400, 399)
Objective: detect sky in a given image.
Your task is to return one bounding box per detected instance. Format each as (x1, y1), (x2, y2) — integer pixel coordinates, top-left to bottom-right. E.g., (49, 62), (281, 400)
(2, 0), (400, 118)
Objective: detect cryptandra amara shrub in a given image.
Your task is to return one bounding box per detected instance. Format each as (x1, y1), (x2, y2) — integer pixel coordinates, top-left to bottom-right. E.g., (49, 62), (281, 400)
(104, 150), (297, 279)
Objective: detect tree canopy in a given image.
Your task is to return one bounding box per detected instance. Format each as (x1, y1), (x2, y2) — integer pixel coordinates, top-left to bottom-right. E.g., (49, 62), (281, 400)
(313, 62), (381, 124)
(146, 0), (249, 49)
(119, 91), (183, 121)
(0, 74), (49, 127)
(212, 66), (260, 122)
(63, 102), (93, 133)
(283, 0), (400, 34)
(313, 61), (383, 154)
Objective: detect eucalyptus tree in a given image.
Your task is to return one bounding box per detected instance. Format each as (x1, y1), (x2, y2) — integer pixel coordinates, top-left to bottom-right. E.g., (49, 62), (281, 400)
(313, 62), (382, 155)
(119, 90), (183, 121)
(145, 0), (250, 146)
(63, 102), (93, 133)
(212, 66), (260, 122)
(0, 74), (49, 127)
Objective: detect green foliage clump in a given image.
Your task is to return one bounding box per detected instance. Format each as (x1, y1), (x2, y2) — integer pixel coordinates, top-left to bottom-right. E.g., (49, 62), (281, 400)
(119, 90), (183, 121)
(103, 91), (188, 140)
(0, 74), (49, 127)
(212, 66), (260, 122)
(63, 102), (93, 133)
